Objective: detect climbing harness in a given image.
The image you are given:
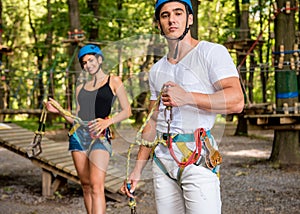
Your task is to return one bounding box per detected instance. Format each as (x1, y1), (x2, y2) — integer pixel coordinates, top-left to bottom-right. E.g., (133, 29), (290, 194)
(26, 104), (47, 158)
(158, 106), (222, 182)
(48, 100), (112, 155)
(164, 106), (202, 168)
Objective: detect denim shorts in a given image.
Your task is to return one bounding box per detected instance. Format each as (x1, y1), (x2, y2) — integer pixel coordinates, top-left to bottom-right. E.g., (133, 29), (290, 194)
(68, 126), (112, 156)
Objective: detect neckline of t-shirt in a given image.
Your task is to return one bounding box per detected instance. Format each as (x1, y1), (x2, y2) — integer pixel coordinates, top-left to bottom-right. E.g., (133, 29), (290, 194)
(165, 41), (204, 65)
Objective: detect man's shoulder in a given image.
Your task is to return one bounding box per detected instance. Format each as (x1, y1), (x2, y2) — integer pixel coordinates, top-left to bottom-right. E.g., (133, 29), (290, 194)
(198, 40), (224, 50)
(150, 56), (167, 69)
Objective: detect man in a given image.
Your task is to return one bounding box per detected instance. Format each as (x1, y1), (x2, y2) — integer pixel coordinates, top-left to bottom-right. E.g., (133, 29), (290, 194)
(121, 0), (244, 213)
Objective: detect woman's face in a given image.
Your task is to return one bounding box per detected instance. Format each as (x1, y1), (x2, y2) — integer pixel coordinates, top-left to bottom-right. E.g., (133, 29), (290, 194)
(81, 54), (102, 74)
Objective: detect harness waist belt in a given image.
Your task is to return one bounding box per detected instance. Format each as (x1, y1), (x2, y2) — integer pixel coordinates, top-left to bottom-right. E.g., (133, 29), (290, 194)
(162, 130), (211, 142)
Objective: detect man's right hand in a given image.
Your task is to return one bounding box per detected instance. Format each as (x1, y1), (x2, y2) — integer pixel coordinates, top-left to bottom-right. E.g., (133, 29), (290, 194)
(120, 171), (141, 198)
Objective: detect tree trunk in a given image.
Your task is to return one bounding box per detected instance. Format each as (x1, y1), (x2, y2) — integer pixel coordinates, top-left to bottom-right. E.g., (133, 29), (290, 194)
(46, 0), (54, 98)
(235, 0), (250, 136)
(87, 0), (99, 40)
(27, 0), (45, 109)
(270, 130), (300, 164)
(191, 0), (199, 39)
(67, 0), (81, 112)
(0, 0), (4, 122)
(272, 0), (300, 165)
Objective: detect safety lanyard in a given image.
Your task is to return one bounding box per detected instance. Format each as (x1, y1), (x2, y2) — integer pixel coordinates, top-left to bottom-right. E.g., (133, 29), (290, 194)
(26, 104), (47, 157)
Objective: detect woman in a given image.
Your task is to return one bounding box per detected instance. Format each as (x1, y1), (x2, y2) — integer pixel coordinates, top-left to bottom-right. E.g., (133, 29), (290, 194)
(46, 44), (131, 214)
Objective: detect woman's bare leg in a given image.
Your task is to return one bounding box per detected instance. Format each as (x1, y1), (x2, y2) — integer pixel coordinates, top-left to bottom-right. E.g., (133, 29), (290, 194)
(72, 151), (92, 214)
(89, 150), (110, 214)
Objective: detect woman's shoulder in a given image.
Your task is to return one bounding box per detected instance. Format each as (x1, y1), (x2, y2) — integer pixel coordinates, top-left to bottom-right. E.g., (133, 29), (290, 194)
(109, 74), (122, 84)
(108, 74), (123, 93)
(76, 83), (84, 92)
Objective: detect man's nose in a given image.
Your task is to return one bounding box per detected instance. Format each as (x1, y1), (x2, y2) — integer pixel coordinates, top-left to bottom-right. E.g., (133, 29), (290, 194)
(169, 13), (176, 24)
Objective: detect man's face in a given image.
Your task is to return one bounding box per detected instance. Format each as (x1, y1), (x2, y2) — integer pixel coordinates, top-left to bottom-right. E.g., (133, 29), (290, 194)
(158, 2), (193, 39)
(81, 54), (102, 74)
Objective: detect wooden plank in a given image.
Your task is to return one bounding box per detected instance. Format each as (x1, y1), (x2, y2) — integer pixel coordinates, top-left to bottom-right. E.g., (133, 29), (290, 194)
(1, 138), (55, 147)
(45, 154), (72, 162)
(106, 166), (123, 175)
(0, 127), (32, 134)
(280, 117), (296, 124)
(2, 142), (28, 153)
(0, 129), (31, 135)
(42, 145), (68, 152)
(69, 166), (78, 176)
(0, 143), (28, 158)
(6, 140), (33, 147)
(42, 141), (68, 148)
(263, 124), (300, 130)
(39, 146), (68, 155)
(51, 175), (67, 195)
(42, 169), (52, 196)
(39, 151), (70, 160)
(0, 133), (34, 141)
(3, 138), (35, 145)
(245, 113), (300, 118)
(257, 117), (269, 125)
(106, 169), (124, 178)
(105, 177), (124, 193)
(31, 159), (80, 184)
(55, 160), (75, 170)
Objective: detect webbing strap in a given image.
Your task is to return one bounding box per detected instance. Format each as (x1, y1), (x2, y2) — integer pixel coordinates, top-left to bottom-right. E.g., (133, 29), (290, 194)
(176, 142), (193, 162)
(69, 123), (81, 136)
(153, 153), (177, 182)
(167, 129), (203, 168)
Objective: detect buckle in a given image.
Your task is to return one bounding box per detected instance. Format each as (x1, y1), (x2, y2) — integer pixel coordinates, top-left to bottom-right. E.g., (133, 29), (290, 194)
(162, 133), (169, 140)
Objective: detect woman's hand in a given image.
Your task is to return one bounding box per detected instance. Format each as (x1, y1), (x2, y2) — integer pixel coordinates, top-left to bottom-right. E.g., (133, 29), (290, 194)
(45, 98), (61, 114)
(88, 118), (112, 137)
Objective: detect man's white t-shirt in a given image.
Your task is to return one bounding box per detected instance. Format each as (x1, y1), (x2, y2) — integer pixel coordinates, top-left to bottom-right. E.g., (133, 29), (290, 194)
(149, 41), (239, 160)
(149, 40), (239, 134)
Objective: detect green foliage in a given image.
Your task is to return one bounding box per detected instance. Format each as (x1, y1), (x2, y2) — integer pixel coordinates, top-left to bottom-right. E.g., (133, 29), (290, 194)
(0, 0), (297, 121)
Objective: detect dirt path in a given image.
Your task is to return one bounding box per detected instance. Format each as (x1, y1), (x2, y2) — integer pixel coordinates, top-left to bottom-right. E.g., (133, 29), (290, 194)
(0, 123), (299, 214)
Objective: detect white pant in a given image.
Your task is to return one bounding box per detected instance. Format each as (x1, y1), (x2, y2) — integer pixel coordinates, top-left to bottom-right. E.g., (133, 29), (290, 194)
(153, 160), (221, 214)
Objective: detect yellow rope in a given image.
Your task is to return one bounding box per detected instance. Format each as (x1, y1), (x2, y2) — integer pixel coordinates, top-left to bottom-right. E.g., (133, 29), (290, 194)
(125, 90), (165, 212)
(46, 100), (100, 154)
(46, 100), (83, 124)
(126, 90), (163, 178)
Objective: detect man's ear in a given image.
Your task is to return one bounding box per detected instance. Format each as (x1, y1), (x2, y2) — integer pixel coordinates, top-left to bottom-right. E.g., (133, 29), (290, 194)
(157, 21), (161, 31)
(188, 14), (193, 26)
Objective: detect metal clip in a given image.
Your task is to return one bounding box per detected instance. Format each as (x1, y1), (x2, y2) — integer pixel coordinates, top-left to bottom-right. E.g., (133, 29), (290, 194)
(27, 133), (43, 158)
(127, 183), (137, 214)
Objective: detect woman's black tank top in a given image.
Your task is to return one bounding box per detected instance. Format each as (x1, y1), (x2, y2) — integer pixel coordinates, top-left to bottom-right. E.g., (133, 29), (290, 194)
(77, 76), (115, 121)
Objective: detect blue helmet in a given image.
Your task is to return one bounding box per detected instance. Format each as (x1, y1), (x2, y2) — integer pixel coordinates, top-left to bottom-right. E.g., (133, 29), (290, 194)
(155, 0), (193, 20)
(78, 44), (104, 60)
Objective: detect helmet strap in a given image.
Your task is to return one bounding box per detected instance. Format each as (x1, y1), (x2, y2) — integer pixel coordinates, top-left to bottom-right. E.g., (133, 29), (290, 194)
(93, 62), (102, 87)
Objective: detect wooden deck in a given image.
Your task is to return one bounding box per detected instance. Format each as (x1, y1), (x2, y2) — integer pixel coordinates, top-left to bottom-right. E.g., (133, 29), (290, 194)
(0, 123), (126, 202)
